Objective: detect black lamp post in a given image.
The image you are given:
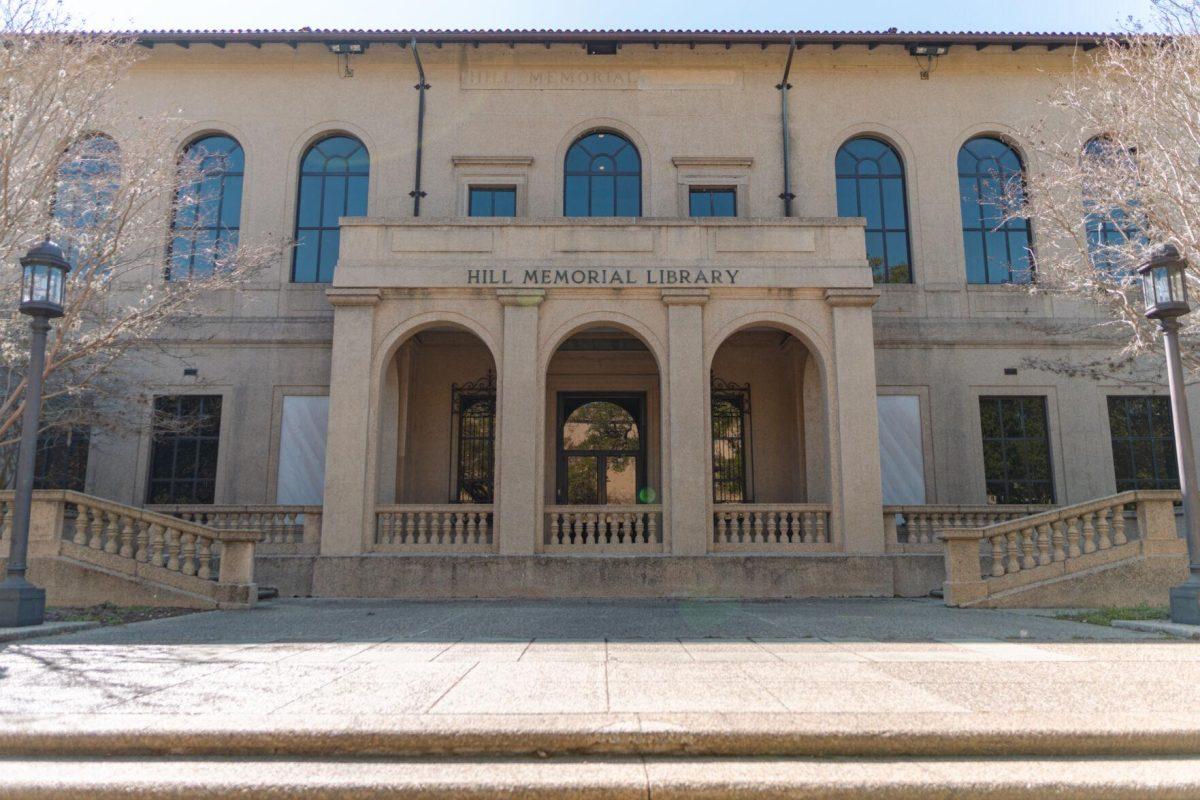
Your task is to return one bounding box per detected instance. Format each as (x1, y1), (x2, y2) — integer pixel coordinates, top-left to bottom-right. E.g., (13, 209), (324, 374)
(1138, 244), (1200, 625)
(0, 239), (70, 627)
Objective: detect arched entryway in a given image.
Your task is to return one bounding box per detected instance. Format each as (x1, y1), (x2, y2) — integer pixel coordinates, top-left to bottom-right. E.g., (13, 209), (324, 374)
(707, 326), (833, 550)
(375, 325), (498, 551)
(543, 326), (663, 552)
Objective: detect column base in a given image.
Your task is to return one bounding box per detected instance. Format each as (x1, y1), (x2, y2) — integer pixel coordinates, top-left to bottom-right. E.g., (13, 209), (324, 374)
(0, 576), (46, 627)
(1169, 577), (1200, 626)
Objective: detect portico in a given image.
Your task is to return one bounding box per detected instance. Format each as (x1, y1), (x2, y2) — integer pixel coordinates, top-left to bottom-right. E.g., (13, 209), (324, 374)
(316, 217), (886, 585)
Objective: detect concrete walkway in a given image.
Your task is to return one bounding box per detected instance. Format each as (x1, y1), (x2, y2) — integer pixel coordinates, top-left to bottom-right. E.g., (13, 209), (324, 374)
(2, 598), (1199, 737)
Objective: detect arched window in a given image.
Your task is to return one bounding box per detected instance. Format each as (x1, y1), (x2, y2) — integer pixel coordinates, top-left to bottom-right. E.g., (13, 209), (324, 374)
(1083, 136), (1144, 273)
(169, 134), (244, 280)
(292, 134), (369, 283)
(563, 131), (641, 217)
(958, 136), (1033, 284)
(53, 134), (120, 268)
(557, 395), (645, 504)
(836, 137), (913, 284)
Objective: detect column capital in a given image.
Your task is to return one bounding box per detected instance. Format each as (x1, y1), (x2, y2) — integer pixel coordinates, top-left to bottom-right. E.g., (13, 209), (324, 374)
(824, 287), (881, 308)
(497, 288), (546, 307)
(326, 287), (382, 307)
(661, 288), (710, 306)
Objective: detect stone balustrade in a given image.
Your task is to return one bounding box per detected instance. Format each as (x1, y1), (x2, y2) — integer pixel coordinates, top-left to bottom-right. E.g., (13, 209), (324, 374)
(941, 490), (1184, 606)
(544, 505), (664, 553)
(0, 489), (257, 608)
(884, 504), (1051, 553)
(149, 504), (321, 554)
(711, 504), (834, 552)
(374, 505), (495, 552)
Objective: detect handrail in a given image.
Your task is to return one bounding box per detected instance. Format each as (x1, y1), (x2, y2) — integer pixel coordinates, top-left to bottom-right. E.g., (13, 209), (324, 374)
(939, 490), (1177, 542)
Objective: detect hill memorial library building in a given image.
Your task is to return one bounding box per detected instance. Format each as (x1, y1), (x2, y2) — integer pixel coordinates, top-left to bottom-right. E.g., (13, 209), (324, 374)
(24, 28), (1194, 599)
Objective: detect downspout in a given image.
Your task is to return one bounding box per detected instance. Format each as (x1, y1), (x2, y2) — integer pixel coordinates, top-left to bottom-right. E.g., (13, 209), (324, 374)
(409, 37), (429, 216)
(777, 38), (797, 217)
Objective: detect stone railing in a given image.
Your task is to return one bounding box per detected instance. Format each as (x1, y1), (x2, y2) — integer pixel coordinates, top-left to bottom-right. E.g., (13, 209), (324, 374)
(941, 490), (1184, 607)
(884, 504), (1051, 553)
(148, 504), (321, 555)
(711, 504), (834, 552)
(374, 505), (495, 552)
(0, 490), (257, 608)
(543, 505), (664, 553)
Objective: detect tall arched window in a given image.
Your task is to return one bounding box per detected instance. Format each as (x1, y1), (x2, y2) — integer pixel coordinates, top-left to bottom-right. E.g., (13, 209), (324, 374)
(1083, 136), (1144, 273)
(958, 136), (1033, 285)
(563, 131), (641, 217)
(292, 134), (369, 283)
(836, 137), (912, 284)
(169, 134), (244, 280)
(54, 134), (120, 269)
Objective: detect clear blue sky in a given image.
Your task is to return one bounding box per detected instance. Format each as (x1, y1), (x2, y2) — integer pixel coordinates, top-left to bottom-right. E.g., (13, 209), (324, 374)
(62, 0), (1155, 34)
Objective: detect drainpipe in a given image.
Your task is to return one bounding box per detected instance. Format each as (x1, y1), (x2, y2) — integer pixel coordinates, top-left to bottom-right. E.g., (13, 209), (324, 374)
(777, 38), (797, 217)
(410, 37), (429, 216)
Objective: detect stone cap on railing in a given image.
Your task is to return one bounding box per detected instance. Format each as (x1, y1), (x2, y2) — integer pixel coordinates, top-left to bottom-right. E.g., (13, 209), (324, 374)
(883, 503), (1051, 514)
(7, 490), (262, 544)
(147, 504), (323, 514)
(938, 490), (1180, 542)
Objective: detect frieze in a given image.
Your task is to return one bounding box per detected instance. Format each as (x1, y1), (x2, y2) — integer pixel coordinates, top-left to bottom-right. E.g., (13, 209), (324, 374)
(461, 68), (640, 90)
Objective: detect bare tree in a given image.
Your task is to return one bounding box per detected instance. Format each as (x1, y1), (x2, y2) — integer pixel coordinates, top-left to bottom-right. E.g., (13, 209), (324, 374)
(0, 1), (279, 485)
(1016, 0), (1200, 376)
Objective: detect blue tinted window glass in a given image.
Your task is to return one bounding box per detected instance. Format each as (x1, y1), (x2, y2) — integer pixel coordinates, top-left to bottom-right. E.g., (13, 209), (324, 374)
(835, 136), (912, 284)
(54, 134), (121, 271)
(469, 187), (517, 217)
(168, 134), (244, 280)
(563, 131), (640, 216)
(1082, 136), (1146, 274)
(689, 187), (736, 217)
(493, 189), (516, 216)
(711, 190), (736, 217)
(292, 134), (369, 283)
(958, 136), (1031, 285)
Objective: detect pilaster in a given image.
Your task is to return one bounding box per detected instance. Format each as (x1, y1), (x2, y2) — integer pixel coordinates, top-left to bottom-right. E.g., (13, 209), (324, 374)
(825, 288), (886, 554)
(319, 288), (381, 556)
(495, 289), (545, 555)
(662, 289), (710, 555)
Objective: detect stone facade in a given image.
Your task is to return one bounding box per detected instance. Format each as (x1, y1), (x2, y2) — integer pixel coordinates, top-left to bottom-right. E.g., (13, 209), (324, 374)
(56, 30), (1194, 597)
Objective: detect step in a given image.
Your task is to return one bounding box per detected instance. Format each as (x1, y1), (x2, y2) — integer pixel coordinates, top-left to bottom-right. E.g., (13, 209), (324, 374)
(4, 713), (1200, 759)
(1, 755), (1198, 798)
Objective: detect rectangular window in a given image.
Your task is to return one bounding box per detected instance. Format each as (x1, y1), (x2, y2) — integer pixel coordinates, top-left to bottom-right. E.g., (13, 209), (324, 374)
(711, 380), (750, 502)
(468, 186), (517, 217)
(276, 396), (329, 505)
(979, 396), (1055, 504)
(1108, 395), (1179, 491)
(34, 426), (90, 492)
(877, 395), (925, 505)
(146, 395), (222, 504)
(452, 375), (496, 503)
(689, 186), (737, 218)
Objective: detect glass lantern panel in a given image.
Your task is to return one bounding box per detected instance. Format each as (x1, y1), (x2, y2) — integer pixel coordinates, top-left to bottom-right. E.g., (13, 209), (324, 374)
(46, 266), (64, 306)
(1154, 266), (1173, 305)
(1170, 267), (1188, 305)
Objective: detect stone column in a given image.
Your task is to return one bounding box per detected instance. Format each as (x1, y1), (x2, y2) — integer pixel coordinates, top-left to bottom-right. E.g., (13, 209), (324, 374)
(319, 288), (381, 556)
(663, 289), (710, 555)
(495, 289), (544, 555)
(826, 288), (886, 554)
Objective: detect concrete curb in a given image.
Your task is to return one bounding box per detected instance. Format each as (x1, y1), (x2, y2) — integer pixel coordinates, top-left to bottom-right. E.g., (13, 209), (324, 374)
(0, 621), (99, 643)
(3, 713), (1200, 758)
(1112, 619), (1200, 640)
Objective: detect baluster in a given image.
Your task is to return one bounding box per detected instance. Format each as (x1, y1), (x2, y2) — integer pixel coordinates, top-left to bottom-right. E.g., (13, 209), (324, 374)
(714, 512), (726, 544)
(1082, 512), (1097, 554)
(101, 511), (119, 554)
(749, 512), (762, 543)
(549, 512), (561, 546)
(647, 512), (657, 544)
(117, 516), (135, 559)
(1036, 523), (1052, 566)
(815, 512), (827, 544)
(148, 524), (165, 567)
(990, 535), (1006, 577)
(166, 528), (181, 571)
(1112, 504), (1128, 545)
(1020, 527), (1037, 570)
(797, 511), (810, 544)
(1066, 516), (1082, 559)
(74, 505), (92, 546)
(766, 512), (778, 543)
(197, 537), (212, 580)
(399, 511), (411, 545)
(1051, 520), (1066, 562)
(135, 520), (150, 562)
(1095, 507), (1112, 550)
(180, 532), (197, 576)
(415, 512), (428, 544)
(781, 511), (794, 543)
(450, 512), (462, 545)
(635, 512), (646, 544)
(1006, 531), (1023, 573)
(479, 512), (490, 544)
(467, 511), (478, 544)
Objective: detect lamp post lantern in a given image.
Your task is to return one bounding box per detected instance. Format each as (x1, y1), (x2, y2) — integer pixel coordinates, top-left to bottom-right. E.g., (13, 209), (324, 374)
(0, 238), (70, 627)
(1138, 243), (1200, 625)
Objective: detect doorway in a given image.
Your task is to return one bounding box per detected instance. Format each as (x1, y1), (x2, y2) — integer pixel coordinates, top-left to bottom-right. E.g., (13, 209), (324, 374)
(555, 392), (647, 505)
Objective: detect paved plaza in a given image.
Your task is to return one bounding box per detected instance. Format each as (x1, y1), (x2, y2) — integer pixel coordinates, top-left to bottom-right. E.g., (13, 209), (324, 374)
(2, 597), (1199, 724)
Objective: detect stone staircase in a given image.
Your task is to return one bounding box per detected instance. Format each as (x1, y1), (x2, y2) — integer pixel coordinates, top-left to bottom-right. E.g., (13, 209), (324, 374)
(941, 490), (1190, 607)
(0, 490), (258, 609)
